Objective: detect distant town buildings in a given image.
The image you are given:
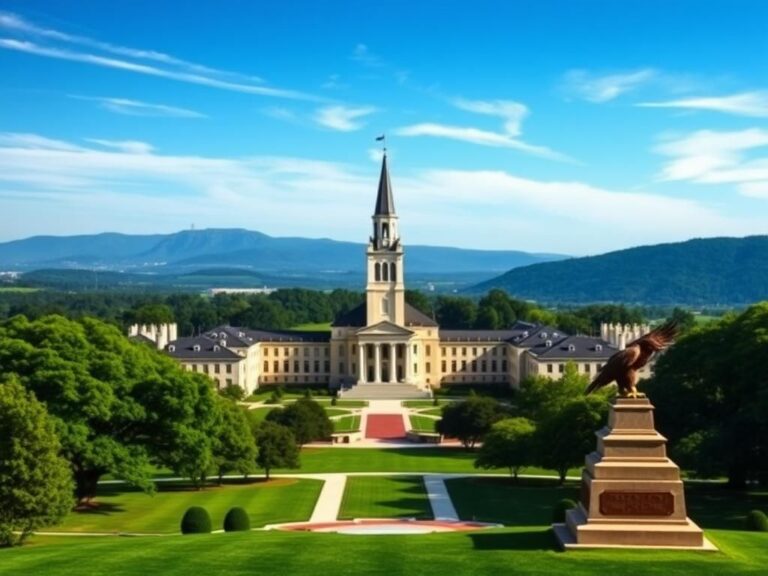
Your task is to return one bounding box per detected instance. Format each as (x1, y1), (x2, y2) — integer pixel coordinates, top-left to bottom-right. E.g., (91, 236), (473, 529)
(141, 155), (625, 395)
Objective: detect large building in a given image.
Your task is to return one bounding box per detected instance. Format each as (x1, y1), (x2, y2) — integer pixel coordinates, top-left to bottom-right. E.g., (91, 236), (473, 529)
(157, 154), (621, 395)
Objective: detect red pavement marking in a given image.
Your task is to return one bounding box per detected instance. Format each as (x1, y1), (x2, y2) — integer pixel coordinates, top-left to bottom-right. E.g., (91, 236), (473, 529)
(365, 414), (406, 439)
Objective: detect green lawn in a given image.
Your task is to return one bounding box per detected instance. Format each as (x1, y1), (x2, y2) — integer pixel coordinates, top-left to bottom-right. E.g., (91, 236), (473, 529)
(338, 476), (432, 519)
(325, 407), (353, 417)
(416, 407), (444, 417)
(2, 528), (765, 576)
(402, 400), (451, 408)
(0, 286), (40, 293)
(47, 478), (322, 534)
(245, 406), (276, 423)
(280, 448), (580, 477)
(409, 415), (439, 433)
(333, 415), (361, 433)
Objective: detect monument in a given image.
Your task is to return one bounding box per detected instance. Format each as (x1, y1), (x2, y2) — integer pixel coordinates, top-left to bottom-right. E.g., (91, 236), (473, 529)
(553, 322), (715, 549)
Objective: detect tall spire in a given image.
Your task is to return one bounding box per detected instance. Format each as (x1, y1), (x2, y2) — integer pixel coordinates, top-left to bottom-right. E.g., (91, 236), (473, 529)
(374, 153), (396, 216)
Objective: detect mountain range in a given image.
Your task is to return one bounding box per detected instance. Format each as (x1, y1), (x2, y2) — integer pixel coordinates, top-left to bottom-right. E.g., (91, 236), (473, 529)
(471, 236), (768, 305)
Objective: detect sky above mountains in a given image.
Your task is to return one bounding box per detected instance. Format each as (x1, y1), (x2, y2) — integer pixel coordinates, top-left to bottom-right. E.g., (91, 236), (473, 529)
(1, 0), (767, 254)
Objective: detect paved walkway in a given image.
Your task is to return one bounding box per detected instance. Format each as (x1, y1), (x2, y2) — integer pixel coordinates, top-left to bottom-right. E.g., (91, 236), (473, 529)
(309, 474), (347, 523)
(423, 475), (459, 521)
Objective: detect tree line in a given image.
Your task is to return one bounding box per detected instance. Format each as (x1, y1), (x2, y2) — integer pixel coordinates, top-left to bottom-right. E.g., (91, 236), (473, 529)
(0, 287), (658, 336)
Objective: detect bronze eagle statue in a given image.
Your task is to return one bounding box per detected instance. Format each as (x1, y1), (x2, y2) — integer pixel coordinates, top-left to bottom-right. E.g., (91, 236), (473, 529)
(586, 321), (678, 398)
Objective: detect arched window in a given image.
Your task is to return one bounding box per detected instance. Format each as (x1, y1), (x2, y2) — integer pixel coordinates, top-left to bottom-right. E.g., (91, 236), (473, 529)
(375, 262), (381, 281)
(382, 261), (389, 281)
(390, 262), (397, 282)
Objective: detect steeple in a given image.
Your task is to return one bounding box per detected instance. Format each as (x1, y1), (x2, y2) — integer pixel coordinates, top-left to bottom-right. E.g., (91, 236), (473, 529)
(366, 152), (405, 326)
(374, 153), (396, 216)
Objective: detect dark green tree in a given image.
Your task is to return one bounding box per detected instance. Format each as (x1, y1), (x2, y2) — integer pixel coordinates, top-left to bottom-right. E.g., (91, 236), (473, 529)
(436, 395), (507, 449)
(266, 398), (333, 446)
(0, 377), (73, 547)
(212, 400), (256, 483)
(474, 417), (536, 480)
(255, 421), (299, 479)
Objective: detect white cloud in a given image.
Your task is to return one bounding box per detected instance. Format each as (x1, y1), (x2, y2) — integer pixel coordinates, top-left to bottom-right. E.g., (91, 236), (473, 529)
(0, 11), (263, 82)
(654, 128), (768, 196)
(314, 105), (376, 131)
(72, 95), (205, 118)
(638, 91), (768, 118)
(452, 98), (528, 137)
(350, 43), (383, 67)
(0, 16), (318, 102)
(86, 139), (155, 154)
(0, 132), (760, 253)
(563, 68), (656, 102)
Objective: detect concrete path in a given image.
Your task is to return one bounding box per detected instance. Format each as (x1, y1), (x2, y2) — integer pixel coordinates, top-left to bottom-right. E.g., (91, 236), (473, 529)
(309, 474), (347, 523)
(423, 474), (459, 521)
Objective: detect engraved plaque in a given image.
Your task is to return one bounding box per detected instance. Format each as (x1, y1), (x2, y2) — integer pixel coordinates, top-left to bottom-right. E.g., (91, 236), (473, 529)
(599, 491), (674, 516)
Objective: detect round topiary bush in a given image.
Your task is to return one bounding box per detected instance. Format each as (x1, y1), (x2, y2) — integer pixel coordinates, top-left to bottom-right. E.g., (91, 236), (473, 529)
(181, 506), (212, 534)
(552, 498), (577, 523)
(746, 509), (768, 532)
(223, 507), (251, 532)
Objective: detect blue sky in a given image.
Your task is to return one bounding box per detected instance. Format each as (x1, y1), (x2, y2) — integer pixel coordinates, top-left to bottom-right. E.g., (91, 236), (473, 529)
(0, 0), (767, 254)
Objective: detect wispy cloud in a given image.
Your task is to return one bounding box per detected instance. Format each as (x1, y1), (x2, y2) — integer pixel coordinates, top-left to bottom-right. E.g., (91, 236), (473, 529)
(71, 95), (205, 118)
(638, 91), (768, 118)
(654, 128), (768, 197)
(395, 98), (570, 161)
(314, 105), (376, 131)
(0, 12), (319, 102)
(2, 132), (753, 252)
(86, 139), (155, 154)
(562, 68), (656, 102)
(350, 43), (383, 67)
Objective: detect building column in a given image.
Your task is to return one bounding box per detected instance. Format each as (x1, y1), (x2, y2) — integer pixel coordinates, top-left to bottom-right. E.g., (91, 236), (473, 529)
(388, 343), (397, 383)
(374, 343), (382, 383)
(358, 344), (365, 384)
(405, 342), (413, 383)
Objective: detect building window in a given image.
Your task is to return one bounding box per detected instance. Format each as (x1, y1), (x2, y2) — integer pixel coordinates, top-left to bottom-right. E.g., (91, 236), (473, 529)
(264, 348), (269, 357)
(502, 360), (508, 372)
(471, 360), (477, 372)
(481, 361), (487, 373)
(452, 347), (456, 356)
(203, 365), (209, 374)
(375, 262), (381, 281)
(263, 361), (269, 372)
(304, 360), (310, 373)
(461, 360), (467, 370)
(226, 364), (232, 374)
(441, 360), (446, 372)
(314, 360), (320, 372)
(442, 348), (446, 356)
(462, 347), (467, 356)
(492, 360), (497, 372)
(559, 364), (565, 373)
(413, 363), (418, 374)
(492, 347), (497, 356)
(451, 360), (457, 372)
(426, 362), (431, 373)
(294, 361), (300, 373)
(391, 262), (397, 282)
(274, 360), (279, 372)
(585, 364), (591, 373)
(382, 262), (389, 281)
(413, 344), (418, 355)
(547, 364), (553, 373)
(472, 347), (477, 355)
(214, 364), (220, 374)
(324, 360), (330, 372)
(304, 348), (309, 357)
(426, 345), (431, 355)
(283, 360), (289, 372)
(340, 362), (345, 373)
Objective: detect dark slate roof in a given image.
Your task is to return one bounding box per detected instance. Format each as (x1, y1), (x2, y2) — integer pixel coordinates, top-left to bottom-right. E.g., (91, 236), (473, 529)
(332, 302), (438, 328)
(205, 325), (330, 344)
(166, 336), (242, 360)
(529, 335), (617, 360)
(374, 154), (395, 216)
(440, 330), (519, 342)
(509, 324), (568, 346)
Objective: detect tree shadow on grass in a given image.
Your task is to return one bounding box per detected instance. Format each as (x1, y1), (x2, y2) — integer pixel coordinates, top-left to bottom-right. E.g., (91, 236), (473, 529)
(73, 502), (126, 516)
(468, 529), (556, 552)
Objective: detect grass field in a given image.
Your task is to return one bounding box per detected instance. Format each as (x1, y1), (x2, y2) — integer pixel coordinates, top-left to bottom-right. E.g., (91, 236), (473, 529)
(278, 448), (580, 477)
(2, 528), (764, 576)
(324, 407), (353, 417)
(409, 415), (439, 433)
(47, 478), (323, 534)
(338, 476), (432, 520)
(402, 400), (450, 408)
(245, 406), (275, 423)
(333, 415), (361, 433)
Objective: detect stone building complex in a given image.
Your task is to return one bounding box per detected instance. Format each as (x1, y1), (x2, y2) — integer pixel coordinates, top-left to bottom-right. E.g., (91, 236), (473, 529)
(155, 154), (625, 396)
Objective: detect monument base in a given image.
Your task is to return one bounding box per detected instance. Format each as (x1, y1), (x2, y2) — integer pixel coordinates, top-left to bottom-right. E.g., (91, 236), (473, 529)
(553, 397), (714, 551)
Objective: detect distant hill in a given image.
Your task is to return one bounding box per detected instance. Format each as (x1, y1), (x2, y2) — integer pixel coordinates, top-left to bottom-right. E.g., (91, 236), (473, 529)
(471, 236), (768, 305)
(0, 228), (565, 280)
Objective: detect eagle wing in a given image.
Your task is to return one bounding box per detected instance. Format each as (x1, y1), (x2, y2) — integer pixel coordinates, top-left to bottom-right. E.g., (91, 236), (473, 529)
(627, 320), (678, 353)
(585, 345), (641, 395)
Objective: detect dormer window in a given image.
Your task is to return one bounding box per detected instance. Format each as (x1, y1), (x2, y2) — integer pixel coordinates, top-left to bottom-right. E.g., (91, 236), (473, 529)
(213, 345), (220, 352)
(168, 345), (176, 352)
(545, 340), (552, 347)
(568, 344), (576, 352)
(212, 332), (218, 338)
(540, 332), (548, 339)
(193, 344), (201, 352)
(596, 344), (603, 352)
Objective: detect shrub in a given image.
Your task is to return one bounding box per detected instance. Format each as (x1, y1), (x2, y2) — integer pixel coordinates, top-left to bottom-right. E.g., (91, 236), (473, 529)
(223, 507), (251, 532)
(552, 498), (577, 523)
(746, 510), (768, 532)
(180, 506), (212, 534)
(331, 395), (338, 406)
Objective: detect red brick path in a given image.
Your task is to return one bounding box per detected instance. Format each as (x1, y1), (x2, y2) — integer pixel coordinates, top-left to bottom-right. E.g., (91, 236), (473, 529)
(365, 414), (406, 439)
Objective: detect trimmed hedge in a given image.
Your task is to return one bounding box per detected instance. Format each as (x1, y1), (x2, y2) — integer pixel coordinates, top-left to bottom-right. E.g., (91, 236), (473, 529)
(181, 506), (212, 534)
(224, 507), (251, 532)
(746, 510), (768, 532)
(552, 498), (577, 523)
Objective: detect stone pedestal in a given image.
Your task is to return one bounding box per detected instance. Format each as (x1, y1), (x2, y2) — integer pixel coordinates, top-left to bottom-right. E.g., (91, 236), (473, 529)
(553, 397), (714, 550)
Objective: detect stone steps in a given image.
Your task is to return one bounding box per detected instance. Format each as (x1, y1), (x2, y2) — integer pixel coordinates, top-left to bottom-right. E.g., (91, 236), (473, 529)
(341, 383), (430, 399)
